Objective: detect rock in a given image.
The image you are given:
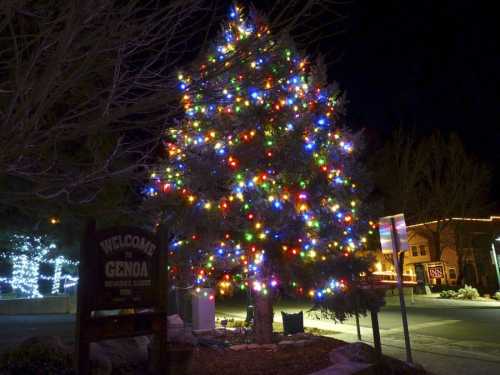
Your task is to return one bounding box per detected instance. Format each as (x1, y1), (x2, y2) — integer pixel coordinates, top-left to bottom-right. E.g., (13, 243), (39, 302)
(308, 361), (374, 375)
(168, 328), (198, 345)
(166, 314), (197, 345)
(260, 343), (278, 351)
(213, 328), (227, 336)
(294, 339), (312, 347)
(168, 314), (184, 337)
(329, 342), (377, 364)
(90, 344), (113, 375)
(293, 332), (313, 339)
(247, 343), (260, 350)
(91, 335), (150, 373)
(197, 336), (225, 348)
(229, 344), (248, 351)
(278, 340), (295, 347)
(168, 314), (184, 328)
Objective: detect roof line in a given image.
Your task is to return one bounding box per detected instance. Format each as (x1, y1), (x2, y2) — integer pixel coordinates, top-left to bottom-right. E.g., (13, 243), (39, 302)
(407, 216), (500, 228)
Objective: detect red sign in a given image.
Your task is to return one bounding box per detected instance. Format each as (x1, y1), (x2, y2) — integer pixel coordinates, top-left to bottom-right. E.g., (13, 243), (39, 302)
(428, 266), (444, 279)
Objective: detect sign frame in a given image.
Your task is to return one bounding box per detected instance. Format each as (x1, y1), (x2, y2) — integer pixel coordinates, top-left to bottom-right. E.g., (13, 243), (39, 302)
(75, 220), (168, 374)
(379, 213), (409, 254)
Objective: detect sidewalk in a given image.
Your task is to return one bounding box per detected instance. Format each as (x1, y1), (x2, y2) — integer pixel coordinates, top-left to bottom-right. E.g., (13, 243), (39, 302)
(384, 294), (500, 308)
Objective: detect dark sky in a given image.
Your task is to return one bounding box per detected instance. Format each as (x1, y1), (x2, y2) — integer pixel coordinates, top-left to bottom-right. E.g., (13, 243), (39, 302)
(326, 0), (499, 205)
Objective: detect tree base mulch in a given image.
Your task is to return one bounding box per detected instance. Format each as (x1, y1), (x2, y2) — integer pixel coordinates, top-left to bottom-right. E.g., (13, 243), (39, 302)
(108, 331), (429, 375)
(191, 335), (342, 375)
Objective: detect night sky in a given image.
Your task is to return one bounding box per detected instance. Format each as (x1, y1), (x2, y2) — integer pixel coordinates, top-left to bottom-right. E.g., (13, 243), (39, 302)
(326, 1), (499, 206)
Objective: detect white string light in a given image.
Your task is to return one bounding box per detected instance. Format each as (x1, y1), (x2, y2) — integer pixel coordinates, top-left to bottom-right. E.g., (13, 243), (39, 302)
(51, 256), (63, 294)
(0, 235), (79, 299)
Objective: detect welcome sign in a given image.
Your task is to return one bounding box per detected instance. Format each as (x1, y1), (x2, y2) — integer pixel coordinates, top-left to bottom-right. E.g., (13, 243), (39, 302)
(76, 221), (167, 375)
(93, 227), (159, 310)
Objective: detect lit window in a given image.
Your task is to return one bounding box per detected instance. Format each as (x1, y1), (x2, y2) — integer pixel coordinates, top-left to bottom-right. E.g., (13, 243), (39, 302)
(411, 246), (418, 257)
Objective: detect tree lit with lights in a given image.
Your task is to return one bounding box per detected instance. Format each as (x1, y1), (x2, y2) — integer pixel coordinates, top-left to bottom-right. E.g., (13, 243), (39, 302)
(148, 5), (369, 342)
(0, 235), (78, 299)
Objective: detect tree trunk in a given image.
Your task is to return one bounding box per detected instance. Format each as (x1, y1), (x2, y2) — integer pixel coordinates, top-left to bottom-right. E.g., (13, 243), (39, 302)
(254, 293), (273, 344)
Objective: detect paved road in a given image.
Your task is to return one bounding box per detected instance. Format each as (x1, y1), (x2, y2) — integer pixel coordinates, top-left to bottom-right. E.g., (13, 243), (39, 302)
(216, 296), (500, 375)
(1, 296), (499, 375)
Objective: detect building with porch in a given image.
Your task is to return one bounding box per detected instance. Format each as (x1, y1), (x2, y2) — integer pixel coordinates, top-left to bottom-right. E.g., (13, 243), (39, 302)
(373, 216), (500, 293)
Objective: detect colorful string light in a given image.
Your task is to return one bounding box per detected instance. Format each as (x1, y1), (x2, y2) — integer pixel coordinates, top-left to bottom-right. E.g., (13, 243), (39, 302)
(148, 5), (367, 299)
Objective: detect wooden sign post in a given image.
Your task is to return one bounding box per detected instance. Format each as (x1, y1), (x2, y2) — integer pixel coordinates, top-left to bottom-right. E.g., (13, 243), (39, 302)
(75, 220), (167, 374)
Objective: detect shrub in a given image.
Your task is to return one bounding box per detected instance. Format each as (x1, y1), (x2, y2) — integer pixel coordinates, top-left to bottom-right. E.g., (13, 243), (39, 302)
(0, 343), (74, 375)
(492, 291), (500, 300)
(455, 285), (480, 300)
(310, 287), (386, 322)
(439, 290), (457, 299)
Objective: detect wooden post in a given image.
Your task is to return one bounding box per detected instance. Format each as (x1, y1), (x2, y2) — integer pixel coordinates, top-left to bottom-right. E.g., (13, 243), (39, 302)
(354, 298), (362, 341)
(154, 223), (168, 374)
(75, 219), (96, 375)
(370, 309), (382, 361)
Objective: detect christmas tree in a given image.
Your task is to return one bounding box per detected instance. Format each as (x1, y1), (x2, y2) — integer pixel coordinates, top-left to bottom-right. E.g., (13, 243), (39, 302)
(148, 5), (370, 343)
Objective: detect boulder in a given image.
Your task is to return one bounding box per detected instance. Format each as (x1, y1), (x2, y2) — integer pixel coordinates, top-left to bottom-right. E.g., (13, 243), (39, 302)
(329, 342), (377, 364)
(167, 314), (184, 338)
(168, 314), (184, 328)
(229, 344), (248, 351)
(168, 328), (198, 345)
(91, 335), (150, 374)
(166, 314), (197, 345)
(260, 343), (278, 351)
(277, 340), (295, 347)
(90, 344), (113, 375)
(294, 339), (314, 347)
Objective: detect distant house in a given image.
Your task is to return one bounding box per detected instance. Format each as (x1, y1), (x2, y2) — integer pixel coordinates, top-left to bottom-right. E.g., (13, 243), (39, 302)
(374, 216), (500, 293)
